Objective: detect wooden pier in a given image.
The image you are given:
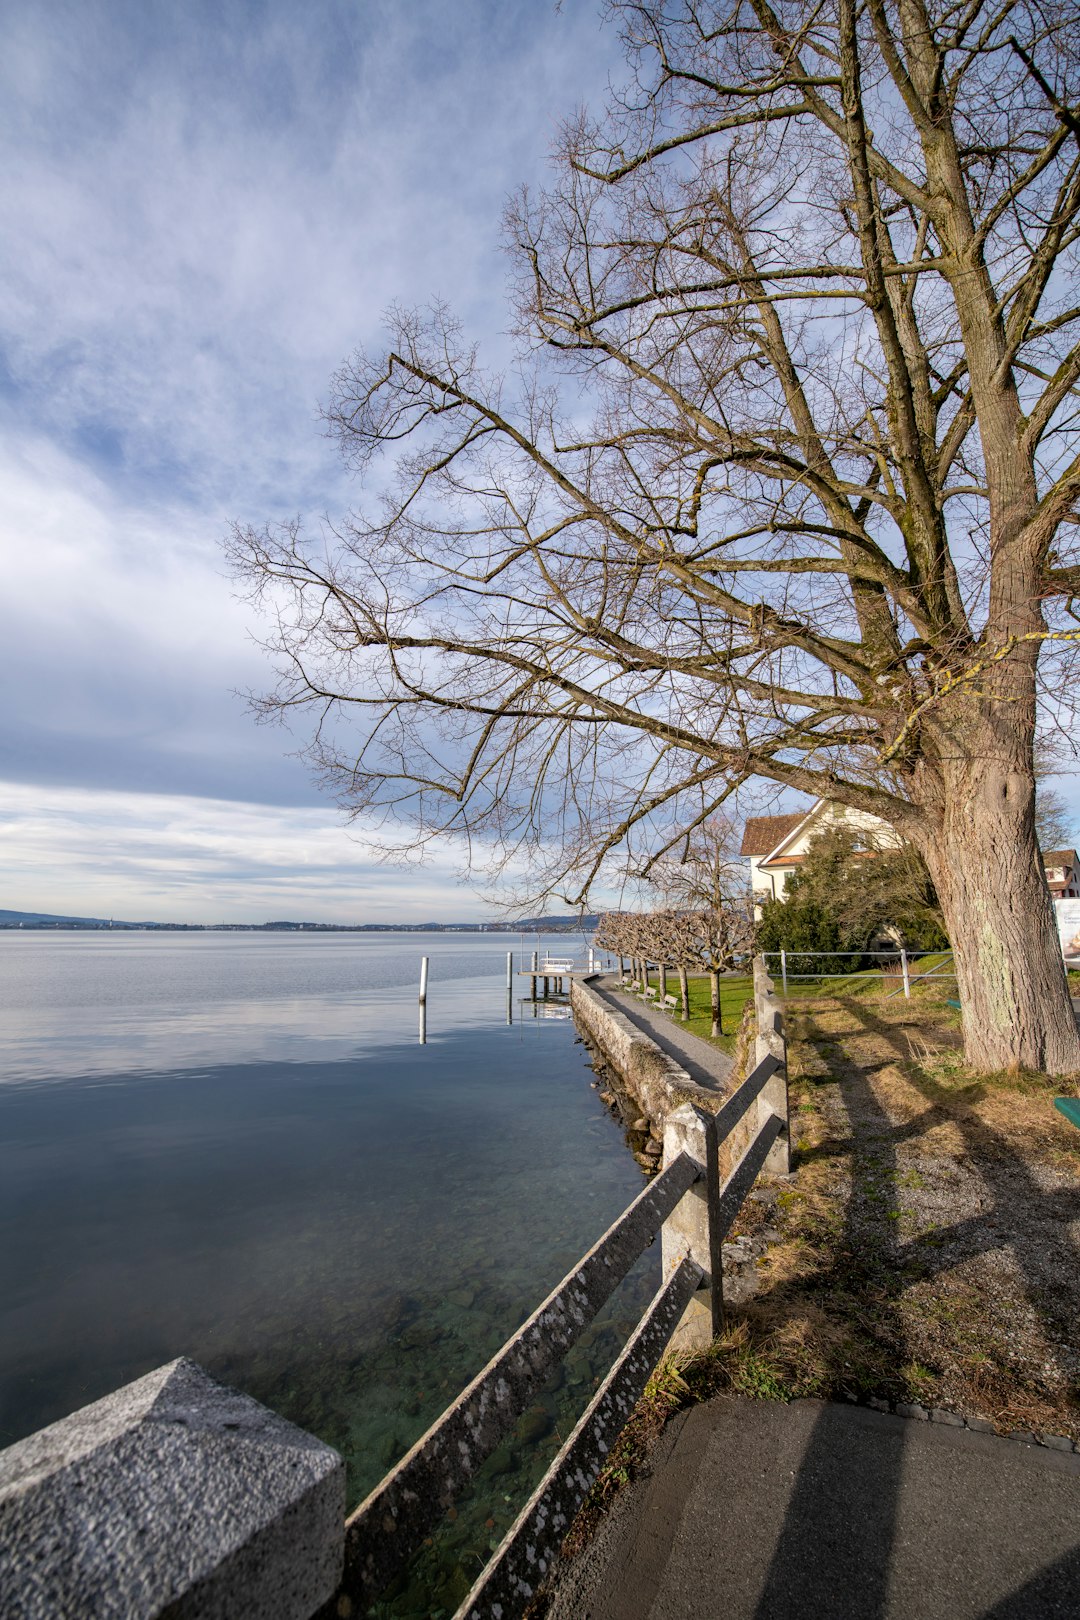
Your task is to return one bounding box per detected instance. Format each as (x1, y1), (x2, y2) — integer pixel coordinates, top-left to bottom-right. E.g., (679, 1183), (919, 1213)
(517, 956), (596, 996)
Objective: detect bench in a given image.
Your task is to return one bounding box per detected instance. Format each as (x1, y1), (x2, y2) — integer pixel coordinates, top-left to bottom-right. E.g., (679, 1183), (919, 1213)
(662, 994), (679, 1014)
(642, 986), (658, 1001)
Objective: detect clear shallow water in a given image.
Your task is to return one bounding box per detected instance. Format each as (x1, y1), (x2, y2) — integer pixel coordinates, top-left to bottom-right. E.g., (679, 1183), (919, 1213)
(0, 932), (654, 1616)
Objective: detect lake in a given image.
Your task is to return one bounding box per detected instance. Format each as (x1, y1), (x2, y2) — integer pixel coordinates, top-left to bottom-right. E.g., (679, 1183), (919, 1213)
(0, 930), (655, 1616)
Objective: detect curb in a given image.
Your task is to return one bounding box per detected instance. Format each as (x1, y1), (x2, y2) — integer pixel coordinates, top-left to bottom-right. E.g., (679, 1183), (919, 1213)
(861, 1395), (1078, 1451)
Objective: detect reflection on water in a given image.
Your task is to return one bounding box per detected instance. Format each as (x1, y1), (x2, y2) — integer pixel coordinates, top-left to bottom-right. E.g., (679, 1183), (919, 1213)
(0, 933), (654, 1617)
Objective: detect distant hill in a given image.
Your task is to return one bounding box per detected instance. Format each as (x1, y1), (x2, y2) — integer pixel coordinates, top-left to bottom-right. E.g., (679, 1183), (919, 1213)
(0, 908), (600, 932)
(0, 908), (125, 927)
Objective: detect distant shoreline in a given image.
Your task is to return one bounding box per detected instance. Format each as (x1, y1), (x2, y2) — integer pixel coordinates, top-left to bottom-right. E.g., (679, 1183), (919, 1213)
(0, 916), (598, 935)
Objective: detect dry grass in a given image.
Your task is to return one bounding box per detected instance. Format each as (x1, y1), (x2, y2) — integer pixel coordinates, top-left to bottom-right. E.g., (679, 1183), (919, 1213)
(719, 989), (1080, 1436)
(563, 988), (1080, 1561)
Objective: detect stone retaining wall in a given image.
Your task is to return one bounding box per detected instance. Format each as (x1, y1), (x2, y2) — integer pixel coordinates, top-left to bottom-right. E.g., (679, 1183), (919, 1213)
(570, 979), (719, 1135)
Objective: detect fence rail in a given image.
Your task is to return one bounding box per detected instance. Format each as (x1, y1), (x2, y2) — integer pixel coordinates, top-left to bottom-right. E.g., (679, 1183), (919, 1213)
(335, 958), (791, 1618)
(761, 948), (956, 1000)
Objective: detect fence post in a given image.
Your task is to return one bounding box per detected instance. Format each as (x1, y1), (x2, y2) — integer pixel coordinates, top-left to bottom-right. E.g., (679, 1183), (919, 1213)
(0, 1358), (344, 1620)
(753, 955), (791, 1176)
(900, 947), (911, 999)
(780, 949), (788, 996)
(661, 1104), (723, 1351)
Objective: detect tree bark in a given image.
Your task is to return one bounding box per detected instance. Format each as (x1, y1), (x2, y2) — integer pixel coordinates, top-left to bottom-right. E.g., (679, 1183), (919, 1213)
(659, 961), (668, 998)
(917, 741), (1080, 1075)
(710, 972), (722, 1040)
(678, 965), (690, 1023)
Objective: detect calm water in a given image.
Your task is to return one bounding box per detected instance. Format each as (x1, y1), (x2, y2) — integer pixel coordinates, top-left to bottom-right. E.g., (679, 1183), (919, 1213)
(0, 931), (654, 1616)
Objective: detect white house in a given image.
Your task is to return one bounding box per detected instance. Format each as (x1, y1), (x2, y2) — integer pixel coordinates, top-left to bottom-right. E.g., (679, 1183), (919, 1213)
(739, 799), (898, 911)
(742, 803), (1078, 913)
(1043, 850), (1079, 901)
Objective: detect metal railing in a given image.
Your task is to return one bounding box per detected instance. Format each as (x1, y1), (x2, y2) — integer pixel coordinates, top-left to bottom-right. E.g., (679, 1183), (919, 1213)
(761, 947), (956, 1000)
(330, 963), (790, 1619)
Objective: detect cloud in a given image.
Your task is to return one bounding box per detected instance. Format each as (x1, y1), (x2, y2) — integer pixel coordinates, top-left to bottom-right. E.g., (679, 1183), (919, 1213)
(0, 782), (492, 922)
(0, 432), (318, 802)
(0, 0), (617, 514)
(0, 0), (623, 912)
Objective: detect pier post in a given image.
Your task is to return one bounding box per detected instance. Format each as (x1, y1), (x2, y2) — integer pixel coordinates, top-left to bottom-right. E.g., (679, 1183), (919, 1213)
(661, 1104), (722, 1352)
(419, 956), (429, 1044)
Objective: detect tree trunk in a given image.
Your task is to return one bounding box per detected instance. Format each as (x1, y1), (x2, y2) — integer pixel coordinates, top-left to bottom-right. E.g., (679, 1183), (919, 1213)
(659, 961), (668, 998)
(918, 747), (1080, 1075)
(618, 955), (625, 978)
(710, 971), (722, 1039)
(678, 965), (690, 1022)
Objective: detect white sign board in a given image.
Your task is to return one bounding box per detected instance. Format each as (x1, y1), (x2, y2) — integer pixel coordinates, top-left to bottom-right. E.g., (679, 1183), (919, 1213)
(1054, 897), (1080, 964)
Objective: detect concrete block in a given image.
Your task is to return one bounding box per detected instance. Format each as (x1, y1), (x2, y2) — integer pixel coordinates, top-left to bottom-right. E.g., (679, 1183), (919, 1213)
(0, 1358), (344, 1620)
(895, 1402), (928, 1421)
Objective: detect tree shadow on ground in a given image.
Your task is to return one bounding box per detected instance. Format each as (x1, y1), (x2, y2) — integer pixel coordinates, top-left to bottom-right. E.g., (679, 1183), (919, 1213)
(738, 994), (1080, 1617)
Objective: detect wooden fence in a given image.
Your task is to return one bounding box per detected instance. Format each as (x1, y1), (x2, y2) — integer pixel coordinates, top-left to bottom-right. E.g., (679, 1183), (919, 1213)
(333, 957), (790, 1618)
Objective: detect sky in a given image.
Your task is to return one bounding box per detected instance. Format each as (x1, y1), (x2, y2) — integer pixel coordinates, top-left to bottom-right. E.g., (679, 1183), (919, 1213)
(0, 0), (624, 922)
(3, 2), (1078, 925)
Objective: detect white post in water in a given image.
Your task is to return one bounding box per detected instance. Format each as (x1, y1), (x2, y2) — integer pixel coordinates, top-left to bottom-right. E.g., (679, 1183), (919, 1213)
(901, 947), (911, 999)
(419, 956), (429, 1043)
(780, 950), (788, 996)
(506, 951), (513, 989)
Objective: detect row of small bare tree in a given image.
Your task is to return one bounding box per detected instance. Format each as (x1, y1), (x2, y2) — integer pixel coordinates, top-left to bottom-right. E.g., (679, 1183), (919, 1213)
(595, 901), (753, 1037)
(596, 818), (754, 1034)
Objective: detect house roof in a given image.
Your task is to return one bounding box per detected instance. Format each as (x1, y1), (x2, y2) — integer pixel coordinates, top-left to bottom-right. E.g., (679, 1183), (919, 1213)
(1043, 849), (1078, 867)
(740, 813), (807, 857)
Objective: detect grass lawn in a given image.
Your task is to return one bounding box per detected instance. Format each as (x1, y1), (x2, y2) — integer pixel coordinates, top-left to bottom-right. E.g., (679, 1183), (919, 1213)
(627, 970), (753, 1053)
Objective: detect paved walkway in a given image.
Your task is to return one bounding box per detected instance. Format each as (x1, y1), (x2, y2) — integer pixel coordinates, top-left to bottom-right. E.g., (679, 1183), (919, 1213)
(548, 1395), (1080, 1619)
(589, 975), (735, 1095)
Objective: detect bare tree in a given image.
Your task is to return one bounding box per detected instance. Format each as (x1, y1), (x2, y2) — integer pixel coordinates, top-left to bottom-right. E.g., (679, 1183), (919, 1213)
(231, 1), (1080, 1073)
(654, 907), (703, 1021)
(1036, 788), (1077, 852)
(644, 816), (754, 1031)
(692, 900), (756, 1037)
